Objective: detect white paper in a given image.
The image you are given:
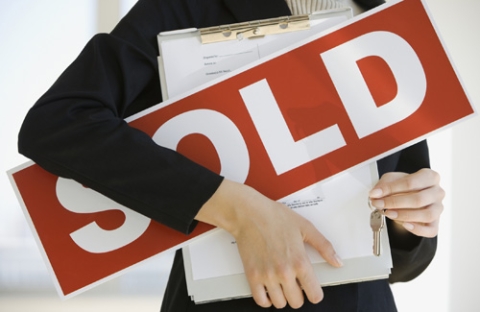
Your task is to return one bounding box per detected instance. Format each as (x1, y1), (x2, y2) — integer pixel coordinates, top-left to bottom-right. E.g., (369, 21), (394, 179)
(189, 163), (378, 281)
(156, 8), (390, 294)
(159, 15), (349, 99)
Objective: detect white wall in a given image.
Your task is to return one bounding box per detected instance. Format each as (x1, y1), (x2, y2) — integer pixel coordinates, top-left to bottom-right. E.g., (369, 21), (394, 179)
(0, 1), (168, 311)
(441, 1), (480, 310)
(391, 1), (480, 311)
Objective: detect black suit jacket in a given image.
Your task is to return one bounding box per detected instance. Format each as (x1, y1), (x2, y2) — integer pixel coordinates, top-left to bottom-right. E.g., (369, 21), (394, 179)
(18, 0), (437, 310)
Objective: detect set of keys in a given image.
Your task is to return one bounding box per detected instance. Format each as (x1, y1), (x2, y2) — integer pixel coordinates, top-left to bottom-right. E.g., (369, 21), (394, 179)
(369, 200), (385, 257)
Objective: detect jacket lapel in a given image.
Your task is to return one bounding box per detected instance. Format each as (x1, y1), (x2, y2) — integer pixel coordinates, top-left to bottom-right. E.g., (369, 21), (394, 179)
(222, 0), (291, 22)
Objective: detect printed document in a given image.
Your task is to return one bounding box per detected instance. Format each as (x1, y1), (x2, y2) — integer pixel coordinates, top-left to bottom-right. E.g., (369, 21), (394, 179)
(158, 14), (349, 99)
(188, 163), (381, 281)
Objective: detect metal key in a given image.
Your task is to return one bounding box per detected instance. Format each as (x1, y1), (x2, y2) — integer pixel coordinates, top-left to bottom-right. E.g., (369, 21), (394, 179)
(370, 209), (385, 256)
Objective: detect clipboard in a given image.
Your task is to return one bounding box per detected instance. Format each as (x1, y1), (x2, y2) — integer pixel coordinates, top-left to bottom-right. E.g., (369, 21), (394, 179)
(156, 8), (353, 101)
(155, 8), (393, 304)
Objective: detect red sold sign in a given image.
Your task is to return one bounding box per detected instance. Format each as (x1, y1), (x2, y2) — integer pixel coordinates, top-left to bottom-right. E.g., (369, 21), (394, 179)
(8, 0), (475, 298)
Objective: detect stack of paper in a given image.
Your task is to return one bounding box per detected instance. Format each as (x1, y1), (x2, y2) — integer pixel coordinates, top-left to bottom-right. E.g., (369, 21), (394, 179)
(156, 8), (394, 303)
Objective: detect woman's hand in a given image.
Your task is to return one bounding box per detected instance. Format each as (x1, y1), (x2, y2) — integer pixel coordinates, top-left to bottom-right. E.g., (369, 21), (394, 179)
(369, 168), (445, 238)
(195, 179), (343, 309)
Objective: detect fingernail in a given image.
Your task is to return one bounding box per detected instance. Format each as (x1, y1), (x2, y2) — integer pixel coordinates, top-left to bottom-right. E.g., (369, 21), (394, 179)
(385, 210), (398, 219)
(369, 188), (383, 198)
(403, 223), (414, 231)
(334, 254), (344, 267)
(371, 199), (385, 209)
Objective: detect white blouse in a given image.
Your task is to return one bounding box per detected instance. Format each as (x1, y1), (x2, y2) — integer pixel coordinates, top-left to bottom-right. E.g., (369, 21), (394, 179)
(285, 0), (365, 16)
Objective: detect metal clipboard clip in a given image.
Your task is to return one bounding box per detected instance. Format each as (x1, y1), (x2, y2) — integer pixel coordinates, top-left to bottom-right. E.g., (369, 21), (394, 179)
(199, 15), (310, 44)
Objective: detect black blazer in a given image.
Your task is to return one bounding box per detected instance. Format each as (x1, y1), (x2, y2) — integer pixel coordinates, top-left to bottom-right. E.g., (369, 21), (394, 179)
(18, 0), (436, 310)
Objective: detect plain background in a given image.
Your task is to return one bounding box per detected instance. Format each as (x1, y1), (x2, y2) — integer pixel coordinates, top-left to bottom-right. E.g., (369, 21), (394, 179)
(0, 0), (479, 311)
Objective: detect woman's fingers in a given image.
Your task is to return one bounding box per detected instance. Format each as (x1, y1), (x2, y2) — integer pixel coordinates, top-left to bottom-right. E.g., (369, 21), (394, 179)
(370, 169), (441, 199)
(371, 185), (445, 210)
(369, 169), (444, 238)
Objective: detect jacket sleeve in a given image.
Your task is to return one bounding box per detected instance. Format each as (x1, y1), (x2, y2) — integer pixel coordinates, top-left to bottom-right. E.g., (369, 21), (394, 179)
(353, 0), (386, 10)
(17, 0), (226, 234)
(15, 0), (310, 235)
(377, 141), (438, 283)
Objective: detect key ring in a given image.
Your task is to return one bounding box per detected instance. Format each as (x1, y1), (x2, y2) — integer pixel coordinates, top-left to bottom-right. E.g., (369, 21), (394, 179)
(369, 198), (386, 214)
(368, 198), (375, 211)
